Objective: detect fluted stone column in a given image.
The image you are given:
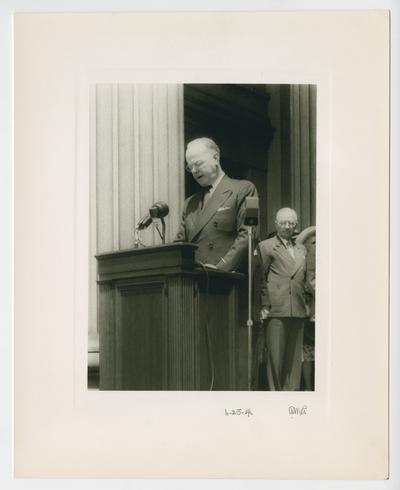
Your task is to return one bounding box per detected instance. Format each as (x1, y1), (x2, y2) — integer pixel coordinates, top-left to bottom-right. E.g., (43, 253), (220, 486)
(290, 84), (316, 230)
(89, 83), (185, 336)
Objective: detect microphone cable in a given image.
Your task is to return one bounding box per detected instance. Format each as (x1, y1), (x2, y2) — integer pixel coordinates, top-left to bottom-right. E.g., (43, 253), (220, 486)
(196, 261), (215, 391)
(154, 221), (163, 241)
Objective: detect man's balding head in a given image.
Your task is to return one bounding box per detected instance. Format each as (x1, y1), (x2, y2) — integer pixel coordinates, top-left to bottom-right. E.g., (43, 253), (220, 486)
(275, 208), (298, 239)
(185, 137), (221, 187)
(186, 137), (220, 159)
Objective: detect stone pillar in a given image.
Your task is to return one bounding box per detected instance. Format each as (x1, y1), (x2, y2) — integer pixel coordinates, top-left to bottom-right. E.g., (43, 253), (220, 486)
(289, 84), (317, 229)
(90, 83), (185, 335)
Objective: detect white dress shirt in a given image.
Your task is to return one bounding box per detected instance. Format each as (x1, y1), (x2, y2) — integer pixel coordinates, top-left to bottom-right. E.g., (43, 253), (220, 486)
(280, 237), (295, 259)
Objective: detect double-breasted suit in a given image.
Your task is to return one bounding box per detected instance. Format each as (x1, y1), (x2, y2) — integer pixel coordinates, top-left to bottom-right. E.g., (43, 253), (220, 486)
(175, 175), (258, 272)
(256, 235), (308, 390)
(258, 236), (308, 317)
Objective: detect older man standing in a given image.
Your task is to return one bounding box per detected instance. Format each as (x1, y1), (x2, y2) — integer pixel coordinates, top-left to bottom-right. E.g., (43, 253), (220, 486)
(175, 137), (258, 272)
(256, 208), (308, 391)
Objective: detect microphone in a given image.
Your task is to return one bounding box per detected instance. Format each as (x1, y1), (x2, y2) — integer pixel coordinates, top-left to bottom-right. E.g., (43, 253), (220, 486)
(136, 214), (153, 230)
(149, 201), (169, 219)
(244, 196), (259, 226)
(136, 202), (169, 230)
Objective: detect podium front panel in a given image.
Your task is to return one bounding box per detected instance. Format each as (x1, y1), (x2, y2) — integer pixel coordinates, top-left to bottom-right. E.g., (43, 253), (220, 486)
(97, 245), (247, 391)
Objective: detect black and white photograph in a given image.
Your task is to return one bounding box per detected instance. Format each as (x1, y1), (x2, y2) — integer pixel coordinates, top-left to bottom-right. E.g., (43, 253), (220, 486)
(11, 8), (392, 481)
(88, 83), (316, 392)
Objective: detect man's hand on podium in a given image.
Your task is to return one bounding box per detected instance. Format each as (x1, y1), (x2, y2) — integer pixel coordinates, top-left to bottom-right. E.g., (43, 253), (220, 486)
(203, 263), (217, 270)
(194, 260), (218, 270)
(260, 306), (269, 321)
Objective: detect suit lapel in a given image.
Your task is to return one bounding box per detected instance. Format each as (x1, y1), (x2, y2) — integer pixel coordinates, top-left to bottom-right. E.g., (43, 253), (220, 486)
(272, 236), (296, 275)
(185, 193), (203, 241)
(291, 243), (305, 276)
(190, 175), (232, 241)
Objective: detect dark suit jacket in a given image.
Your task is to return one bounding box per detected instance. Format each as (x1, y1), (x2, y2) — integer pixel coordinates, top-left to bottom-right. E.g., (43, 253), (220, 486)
(257, 235), (308, 318)
(174, 175), (258, 272)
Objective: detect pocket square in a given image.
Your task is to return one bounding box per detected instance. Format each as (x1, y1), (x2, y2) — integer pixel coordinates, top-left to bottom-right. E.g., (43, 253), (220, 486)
(217, 206), (231, 212)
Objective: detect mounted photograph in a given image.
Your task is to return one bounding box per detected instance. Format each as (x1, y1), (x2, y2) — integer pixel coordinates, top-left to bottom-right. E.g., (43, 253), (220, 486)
(88, 83), (317, 392)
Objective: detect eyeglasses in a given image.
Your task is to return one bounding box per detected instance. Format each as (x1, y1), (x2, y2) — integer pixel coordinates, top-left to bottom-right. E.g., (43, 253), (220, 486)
(276, 221), (297, 228)
(185, 162), (205, 173)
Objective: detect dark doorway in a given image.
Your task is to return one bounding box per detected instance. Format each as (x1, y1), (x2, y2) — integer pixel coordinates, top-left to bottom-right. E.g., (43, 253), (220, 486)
(183, 84), (274, 238)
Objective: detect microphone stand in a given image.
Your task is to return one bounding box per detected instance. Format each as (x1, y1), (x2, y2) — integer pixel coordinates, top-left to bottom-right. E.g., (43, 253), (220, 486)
(134, 201), (169, 247)
(161, 218), (166, 244)
(133, 227), (145, 248)
(246, 225), (255, 391)
(153, 218), (166, 244)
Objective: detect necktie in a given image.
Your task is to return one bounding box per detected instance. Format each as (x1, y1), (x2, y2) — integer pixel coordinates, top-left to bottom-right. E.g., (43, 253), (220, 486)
(286, 241), (295, 259)
(202, 185), (212, 208)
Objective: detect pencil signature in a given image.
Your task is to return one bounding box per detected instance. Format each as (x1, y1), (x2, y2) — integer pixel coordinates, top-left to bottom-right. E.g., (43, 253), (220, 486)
(288, 405), (308, 416)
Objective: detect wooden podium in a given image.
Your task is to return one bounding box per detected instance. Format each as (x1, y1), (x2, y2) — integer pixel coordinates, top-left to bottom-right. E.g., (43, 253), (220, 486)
(96, 243), (248, 390)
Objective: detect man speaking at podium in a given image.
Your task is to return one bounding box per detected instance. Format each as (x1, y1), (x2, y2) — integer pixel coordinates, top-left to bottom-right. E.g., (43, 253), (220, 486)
(174, 137), (258, 272)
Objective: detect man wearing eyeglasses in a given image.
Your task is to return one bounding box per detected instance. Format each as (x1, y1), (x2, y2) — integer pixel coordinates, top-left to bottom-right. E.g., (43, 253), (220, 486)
(255, 208), (308, 391)
(174, 137), (258, 272)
